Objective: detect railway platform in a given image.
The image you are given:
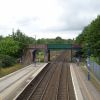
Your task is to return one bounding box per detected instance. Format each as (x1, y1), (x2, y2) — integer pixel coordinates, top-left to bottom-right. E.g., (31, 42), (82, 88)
(70, 63), (100, 100)
(0, 63), (48, 100)
(0, 61), (99, 100)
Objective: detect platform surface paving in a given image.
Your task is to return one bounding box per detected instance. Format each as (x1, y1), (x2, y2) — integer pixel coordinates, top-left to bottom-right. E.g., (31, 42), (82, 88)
(0, 63), (47, 100)
(70, 63), (100, 100)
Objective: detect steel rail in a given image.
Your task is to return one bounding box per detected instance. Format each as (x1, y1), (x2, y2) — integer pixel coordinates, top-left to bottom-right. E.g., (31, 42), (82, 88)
(41, 63), (62, 100)
(17, 51), (76, 100)
(26, 63), (57, 100)
(55, 62), (64, 100)
(56, 56), (69, 100)
(39, 63), (60, 100)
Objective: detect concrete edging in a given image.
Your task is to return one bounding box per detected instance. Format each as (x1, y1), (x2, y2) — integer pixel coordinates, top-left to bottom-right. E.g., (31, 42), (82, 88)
(70, 64), (84, 100)
(13, 63), (48, 100)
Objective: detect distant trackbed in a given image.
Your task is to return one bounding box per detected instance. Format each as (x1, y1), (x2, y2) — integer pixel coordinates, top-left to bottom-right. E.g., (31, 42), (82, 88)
(16, 51), (76, 100)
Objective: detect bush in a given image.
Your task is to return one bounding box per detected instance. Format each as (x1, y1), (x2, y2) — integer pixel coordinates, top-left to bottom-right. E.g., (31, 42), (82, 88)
(0, 54), (16, 68)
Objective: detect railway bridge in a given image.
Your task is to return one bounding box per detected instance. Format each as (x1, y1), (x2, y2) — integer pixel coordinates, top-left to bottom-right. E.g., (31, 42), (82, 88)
(24, 44), (81, 63)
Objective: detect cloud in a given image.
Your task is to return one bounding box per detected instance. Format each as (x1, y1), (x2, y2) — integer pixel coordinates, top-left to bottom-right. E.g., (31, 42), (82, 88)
(0, 0), (100, 38)
(57, 0), (100, 31)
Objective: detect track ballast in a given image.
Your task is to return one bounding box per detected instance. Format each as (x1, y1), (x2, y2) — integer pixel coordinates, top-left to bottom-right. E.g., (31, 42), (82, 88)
(16, 51), (76, 100)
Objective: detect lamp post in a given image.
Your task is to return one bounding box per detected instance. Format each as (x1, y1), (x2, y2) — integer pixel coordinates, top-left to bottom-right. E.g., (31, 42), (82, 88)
(87, 48), (90, 80)
(33, 35), (36, 67)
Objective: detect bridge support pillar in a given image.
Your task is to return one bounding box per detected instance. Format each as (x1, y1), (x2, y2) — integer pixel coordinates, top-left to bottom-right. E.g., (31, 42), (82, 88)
(32, 49), (37, 62)
(48, 50), (50, 61)
(44, 50), (49, 62)
(71, 47), (72, 62)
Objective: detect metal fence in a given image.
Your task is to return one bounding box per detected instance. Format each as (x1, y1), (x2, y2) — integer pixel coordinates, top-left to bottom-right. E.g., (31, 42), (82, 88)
(89, 60), (100, 80)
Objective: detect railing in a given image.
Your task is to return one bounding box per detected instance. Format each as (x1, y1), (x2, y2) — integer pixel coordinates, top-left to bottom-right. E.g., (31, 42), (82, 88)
(87, 60), (100, 80)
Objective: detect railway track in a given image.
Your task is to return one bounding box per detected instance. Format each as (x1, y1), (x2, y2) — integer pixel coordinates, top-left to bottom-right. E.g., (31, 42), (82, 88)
(16, 51), (76, 100)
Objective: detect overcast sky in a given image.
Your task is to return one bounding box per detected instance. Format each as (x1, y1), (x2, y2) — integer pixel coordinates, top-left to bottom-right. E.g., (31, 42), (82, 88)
(0, 0), (100, 39)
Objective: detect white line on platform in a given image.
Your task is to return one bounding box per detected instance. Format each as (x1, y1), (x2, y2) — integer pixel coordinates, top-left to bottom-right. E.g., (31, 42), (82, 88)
(13, 63), (48, 100)
(70, 64), (84, 100)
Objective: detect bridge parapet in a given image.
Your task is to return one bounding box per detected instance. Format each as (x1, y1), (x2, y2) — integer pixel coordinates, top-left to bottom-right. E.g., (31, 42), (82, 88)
(28, 44), (48, 50)
(27, 44), (82, 50)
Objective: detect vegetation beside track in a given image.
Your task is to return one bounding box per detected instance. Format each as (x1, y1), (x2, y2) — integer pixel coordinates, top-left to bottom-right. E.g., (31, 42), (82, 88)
(0, 64), (23, 78)
(76, 15), (100, 64)
(0, 30), (74, 68)
(36, 51), (44, 62)
(75, 15), (100, 91)
(80, 63), (100, 91)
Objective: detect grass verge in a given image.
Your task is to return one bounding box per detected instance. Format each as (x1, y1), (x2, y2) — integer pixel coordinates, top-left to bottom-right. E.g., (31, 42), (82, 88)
(0, 64), (23, 78)
(80, 63), (100, 92)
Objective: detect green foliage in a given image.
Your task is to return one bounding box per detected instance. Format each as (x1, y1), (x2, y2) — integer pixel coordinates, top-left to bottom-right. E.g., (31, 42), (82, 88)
(0, 54), (16, 67)
(0, 30), (36, 67)
(0, 35), (3, 41)
(0, 29), (75, 67)
(0, 37), (20, 57)
(12, 29), (35, 45)
(76, 15), (100, 61)
(10, 29), (35, 57)
(37, 37), (74, 44)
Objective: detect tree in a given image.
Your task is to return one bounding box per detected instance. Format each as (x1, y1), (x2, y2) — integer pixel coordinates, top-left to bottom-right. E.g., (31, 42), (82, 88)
(11, 29), (35, 45)
(0, 54), (16, 67)
(0, 37), (20, 57)
(10, 29), (36, 57)
(76, 15), (100, 61)
(0, 35), (3, 41)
